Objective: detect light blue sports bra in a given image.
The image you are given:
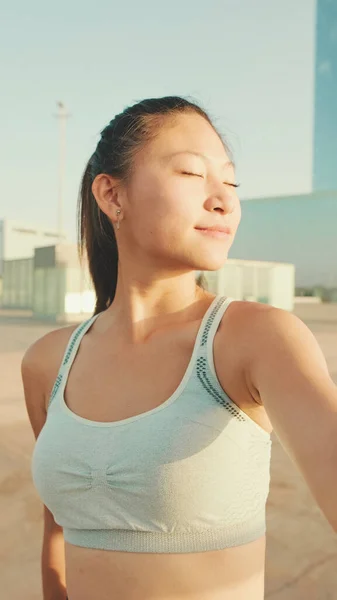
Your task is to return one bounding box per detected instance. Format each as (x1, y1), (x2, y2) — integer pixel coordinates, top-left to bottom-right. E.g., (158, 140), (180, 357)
(32, 295), (272, 553)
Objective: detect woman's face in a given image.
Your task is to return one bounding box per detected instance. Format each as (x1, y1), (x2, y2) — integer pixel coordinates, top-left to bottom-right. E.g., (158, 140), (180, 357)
(122, 111), (242, 273)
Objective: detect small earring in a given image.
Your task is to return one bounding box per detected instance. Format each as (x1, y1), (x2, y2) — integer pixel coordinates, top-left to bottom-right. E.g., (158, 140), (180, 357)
(116, 209), (121, 230)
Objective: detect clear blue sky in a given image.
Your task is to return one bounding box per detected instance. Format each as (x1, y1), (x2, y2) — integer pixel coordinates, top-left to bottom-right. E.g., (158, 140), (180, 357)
(1, 0), (317, 241)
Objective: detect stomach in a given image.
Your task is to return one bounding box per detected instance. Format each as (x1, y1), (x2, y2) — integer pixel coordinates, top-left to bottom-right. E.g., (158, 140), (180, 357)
(64, 535), (266, 600)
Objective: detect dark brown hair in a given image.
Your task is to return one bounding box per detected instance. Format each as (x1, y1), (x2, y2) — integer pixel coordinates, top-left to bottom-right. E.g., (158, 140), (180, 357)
(78, 95), (224, 315)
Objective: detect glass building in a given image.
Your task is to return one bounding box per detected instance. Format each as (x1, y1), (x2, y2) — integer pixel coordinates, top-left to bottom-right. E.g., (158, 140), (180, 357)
(230, 0), (337, 290)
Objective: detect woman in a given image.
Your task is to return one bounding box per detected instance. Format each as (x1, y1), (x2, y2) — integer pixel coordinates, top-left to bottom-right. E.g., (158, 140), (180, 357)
(22, 96), (337, 600)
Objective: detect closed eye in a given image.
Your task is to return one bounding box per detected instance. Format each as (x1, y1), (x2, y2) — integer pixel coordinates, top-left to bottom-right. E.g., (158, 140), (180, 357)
(181, 172), (240, 188)
(181, 171), (204, 178)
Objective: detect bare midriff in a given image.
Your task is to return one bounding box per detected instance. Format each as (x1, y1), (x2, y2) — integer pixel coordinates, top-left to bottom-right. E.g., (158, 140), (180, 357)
(65, 535), (266, 600)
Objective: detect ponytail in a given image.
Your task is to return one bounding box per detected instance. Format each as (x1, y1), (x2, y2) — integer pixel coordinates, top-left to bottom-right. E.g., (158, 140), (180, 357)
(78, 161), (118, 315)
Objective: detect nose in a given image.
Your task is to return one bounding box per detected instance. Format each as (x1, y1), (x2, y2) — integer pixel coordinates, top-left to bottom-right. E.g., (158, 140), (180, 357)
(204, 185), (237, 215)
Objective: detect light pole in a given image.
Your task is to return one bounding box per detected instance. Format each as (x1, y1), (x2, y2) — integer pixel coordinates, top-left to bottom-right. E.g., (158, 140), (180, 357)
(55, 102), (70, 240)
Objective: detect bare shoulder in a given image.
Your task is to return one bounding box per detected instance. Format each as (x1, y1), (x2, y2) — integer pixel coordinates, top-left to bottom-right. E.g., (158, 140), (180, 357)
(221, 300), (298, 399)
(215, 299), (273, 390)
(224, 298), (299, 342)
(220, 298), (275, 345)
(232, 300), (321, 353)
(21, 323), (79, 389)
(21, 324), (79, 429)
(227, 300), (330, 400)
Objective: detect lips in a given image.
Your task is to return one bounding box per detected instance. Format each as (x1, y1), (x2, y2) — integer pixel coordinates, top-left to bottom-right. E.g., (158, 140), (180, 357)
(195, 226), (232, 234)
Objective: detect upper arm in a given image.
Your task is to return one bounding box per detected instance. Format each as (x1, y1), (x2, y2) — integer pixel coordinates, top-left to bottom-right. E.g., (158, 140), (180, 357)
(248, 307), (337, 530)
(21, 325), (78, 428)
(21, 338), (50, 440)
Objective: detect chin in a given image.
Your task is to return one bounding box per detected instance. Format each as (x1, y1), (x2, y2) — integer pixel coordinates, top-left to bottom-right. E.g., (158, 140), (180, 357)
(192, 253), (229, 273)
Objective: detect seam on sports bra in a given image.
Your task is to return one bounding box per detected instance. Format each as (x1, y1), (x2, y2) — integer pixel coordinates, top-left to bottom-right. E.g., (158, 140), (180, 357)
(196, 356), (247, 423)
(200, 296), (227, 347)
(203, 359), (271, 438)
(193, 296), (248, 426)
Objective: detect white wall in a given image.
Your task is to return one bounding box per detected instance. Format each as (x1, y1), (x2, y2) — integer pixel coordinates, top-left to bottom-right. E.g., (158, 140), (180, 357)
(0, 219), (66, 275)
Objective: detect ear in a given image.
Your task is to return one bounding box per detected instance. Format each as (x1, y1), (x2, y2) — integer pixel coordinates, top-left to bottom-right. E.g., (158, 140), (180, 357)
(91, 174), (122, 223)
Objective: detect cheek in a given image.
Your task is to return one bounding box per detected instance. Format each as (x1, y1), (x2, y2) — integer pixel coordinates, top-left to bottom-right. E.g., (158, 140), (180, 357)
(132, 176), (196, 228)
(133, 199), (192, 253)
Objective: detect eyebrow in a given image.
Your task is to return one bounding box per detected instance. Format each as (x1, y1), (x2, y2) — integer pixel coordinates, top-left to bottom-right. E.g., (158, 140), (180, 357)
(168, 151), (235, 170)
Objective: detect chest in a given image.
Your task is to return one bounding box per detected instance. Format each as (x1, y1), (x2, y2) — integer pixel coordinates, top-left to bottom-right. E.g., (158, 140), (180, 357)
(63, 333), (193, 422)
(61, 320), (272, 434)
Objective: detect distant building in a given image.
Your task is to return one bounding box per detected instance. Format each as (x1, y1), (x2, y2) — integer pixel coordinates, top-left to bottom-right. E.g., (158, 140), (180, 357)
(230, 1), (337, 291)
(4, 244), (294, 318)
(0, 219), (67, 277)
(230, 190), (337, 289)
(1, 242), (94, 319)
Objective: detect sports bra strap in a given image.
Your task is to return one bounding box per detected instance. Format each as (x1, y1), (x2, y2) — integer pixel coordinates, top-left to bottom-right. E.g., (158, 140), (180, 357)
(47, 314), (99, 409)
(202, 296), (234, 349)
